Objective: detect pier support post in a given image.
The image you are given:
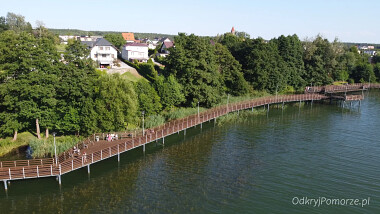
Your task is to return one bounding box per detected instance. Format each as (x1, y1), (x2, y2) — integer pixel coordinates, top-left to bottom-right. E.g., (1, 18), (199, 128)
(87, 164), (90, 174)
(143, 144), (145, 153)
(58, 175), (61, 185)
(282, 102), (284, 109)
(252, 107), (253, 112)
(200, 123), (202, 129)
(267, 104), (269, 112)
(299, 100), (301, 112)
(3, 180), (7, 191)
(118, 145), (120, 162)
(163, 137), (165, 145)
(184, 129), (186, 136)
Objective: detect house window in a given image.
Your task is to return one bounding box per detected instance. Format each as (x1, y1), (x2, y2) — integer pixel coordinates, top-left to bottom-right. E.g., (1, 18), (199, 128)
(105, 47), (110, 50)
(94, 54), (97, 58)
(111, 54), (114, 58)
(99, 47), (103, 50)
(102, 54), (107, 58)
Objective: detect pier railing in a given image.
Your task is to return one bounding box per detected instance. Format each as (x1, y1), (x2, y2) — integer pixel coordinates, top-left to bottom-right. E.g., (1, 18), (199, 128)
(1, 84), (379, 182)
(306, 83), (380, 93)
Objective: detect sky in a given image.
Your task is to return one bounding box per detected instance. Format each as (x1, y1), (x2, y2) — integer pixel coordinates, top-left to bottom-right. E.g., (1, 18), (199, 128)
(1, 0), (379, 43)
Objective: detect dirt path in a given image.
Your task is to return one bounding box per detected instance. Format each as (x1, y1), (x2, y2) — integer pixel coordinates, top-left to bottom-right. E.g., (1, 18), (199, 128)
(107, 61), (142, 78)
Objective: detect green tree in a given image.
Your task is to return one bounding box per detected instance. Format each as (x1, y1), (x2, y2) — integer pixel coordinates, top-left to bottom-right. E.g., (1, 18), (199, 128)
(55, 39), (98, 135)
(95, 74), (138, 132)
(352, 62), (376, 83)
(372, 55), (380, 64)
(64, 39), (93, 69)
(214, 43), (250, 95)
(0, 16), (9, 33)
(374, 63), (380, 82)
(135, 79), (162, 115)
(164, 33), (224, 107)
(5, 12), (32, 33)
(219, 33), (243, 50)
(235, 31), (251, 39)
(0, 31), (60, 139)
(303, 36), (336, 85)
(275, 35), (306, 90)
(154, 75), (185, 110)
(139, 63), (158, 82)
(104, 34), (125, 50)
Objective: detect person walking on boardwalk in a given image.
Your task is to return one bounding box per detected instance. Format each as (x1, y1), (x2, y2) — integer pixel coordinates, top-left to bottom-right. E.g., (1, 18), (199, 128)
(83, 152), (87, 163)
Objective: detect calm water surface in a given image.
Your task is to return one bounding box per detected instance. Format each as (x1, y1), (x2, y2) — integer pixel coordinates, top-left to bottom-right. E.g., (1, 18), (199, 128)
(1, 91), (380, 213)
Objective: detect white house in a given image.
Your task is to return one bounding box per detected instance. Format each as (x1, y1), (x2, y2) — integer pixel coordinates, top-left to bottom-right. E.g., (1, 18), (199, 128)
(155, 38), (174, 57)
(141, 39), (157, 50)
(59, 35), (77, 44)
(364, 50), (377, 56)
(82, 38), (118, 67)
(122, 43), (149, 62)
(152, 38), (160, 45)
(160, 38), (174, 54)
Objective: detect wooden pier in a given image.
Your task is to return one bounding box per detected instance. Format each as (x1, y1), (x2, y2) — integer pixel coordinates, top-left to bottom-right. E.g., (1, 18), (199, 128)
(1, 83), (379, 190)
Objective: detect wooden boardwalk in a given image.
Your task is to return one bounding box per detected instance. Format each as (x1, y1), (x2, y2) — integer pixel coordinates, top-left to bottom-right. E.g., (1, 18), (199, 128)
(1, 83), (379, 190)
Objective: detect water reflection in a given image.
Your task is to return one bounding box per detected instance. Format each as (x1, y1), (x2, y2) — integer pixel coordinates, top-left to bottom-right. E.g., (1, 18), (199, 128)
(1, 91), (380, 213)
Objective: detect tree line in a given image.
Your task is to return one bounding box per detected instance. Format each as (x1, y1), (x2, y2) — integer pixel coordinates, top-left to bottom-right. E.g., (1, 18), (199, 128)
(0, 12), (379, 141)
(48, 28), (175, 41)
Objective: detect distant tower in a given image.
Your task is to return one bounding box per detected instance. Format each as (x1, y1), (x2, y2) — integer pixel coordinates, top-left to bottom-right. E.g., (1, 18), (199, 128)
(231, 26), (235, 35)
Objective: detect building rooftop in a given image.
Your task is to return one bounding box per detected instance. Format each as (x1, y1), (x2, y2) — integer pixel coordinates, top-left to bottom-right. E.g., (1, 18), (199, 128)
(163, 41), (174, 48)
(94, 38), (113, 46)
(122, 32), (135, 41)
(125, 43), (148, 47)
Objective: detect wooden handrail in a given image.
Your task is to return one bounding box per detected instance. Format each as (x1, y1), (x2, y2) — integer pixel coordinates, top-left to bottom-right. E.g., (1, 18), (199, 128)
(1, 84), (379, 180)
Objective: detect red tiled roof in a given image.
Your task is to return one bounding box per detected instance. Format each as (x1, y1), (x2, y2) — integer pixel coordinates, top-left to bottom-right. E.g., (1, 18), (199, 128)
(122, 33), (135, 41)
(163, 41), (174, 48)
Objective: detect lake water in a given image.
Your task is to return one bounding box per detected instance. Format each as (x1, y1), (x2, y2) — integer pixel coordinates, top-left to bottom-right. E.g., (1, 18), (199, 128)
(1, 91), (380, 213)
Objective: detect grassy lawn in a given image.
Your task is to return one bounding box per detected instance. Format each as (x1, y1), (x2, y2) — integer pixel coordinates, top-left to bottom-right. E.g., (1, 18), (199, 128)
(121, 71), (142, 82)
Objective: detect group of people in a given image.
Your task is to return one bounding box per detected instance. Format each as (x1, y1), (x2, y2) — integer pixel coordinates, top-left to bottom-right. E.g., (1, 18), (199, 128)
(146, 129), (155, 135)
(73, 146), (80, 155)
(106, 133), (118, 142)
(73, 146), (87, 162)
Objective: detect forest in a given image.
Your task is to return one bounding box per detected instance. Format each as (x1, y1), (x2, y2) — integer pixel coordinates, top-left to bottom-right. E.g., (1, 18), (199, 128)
(0, 12), (379, 157)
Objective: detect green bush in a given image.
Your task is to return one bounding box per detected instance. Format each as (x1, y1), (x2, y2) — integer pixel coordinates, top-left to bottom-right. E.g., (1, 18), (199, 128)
(144, 114), (166, 129)
(164, 107), (206, 121)
(280, 85), (295, 94)
(29, 136), (83, 158)
(216, 108), (266, 126)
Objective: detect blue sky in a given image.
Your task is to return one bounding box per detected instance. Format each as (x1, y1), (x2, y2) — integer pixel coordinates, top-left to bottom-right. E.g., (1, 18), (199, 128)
(1, 0), (379, 43)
